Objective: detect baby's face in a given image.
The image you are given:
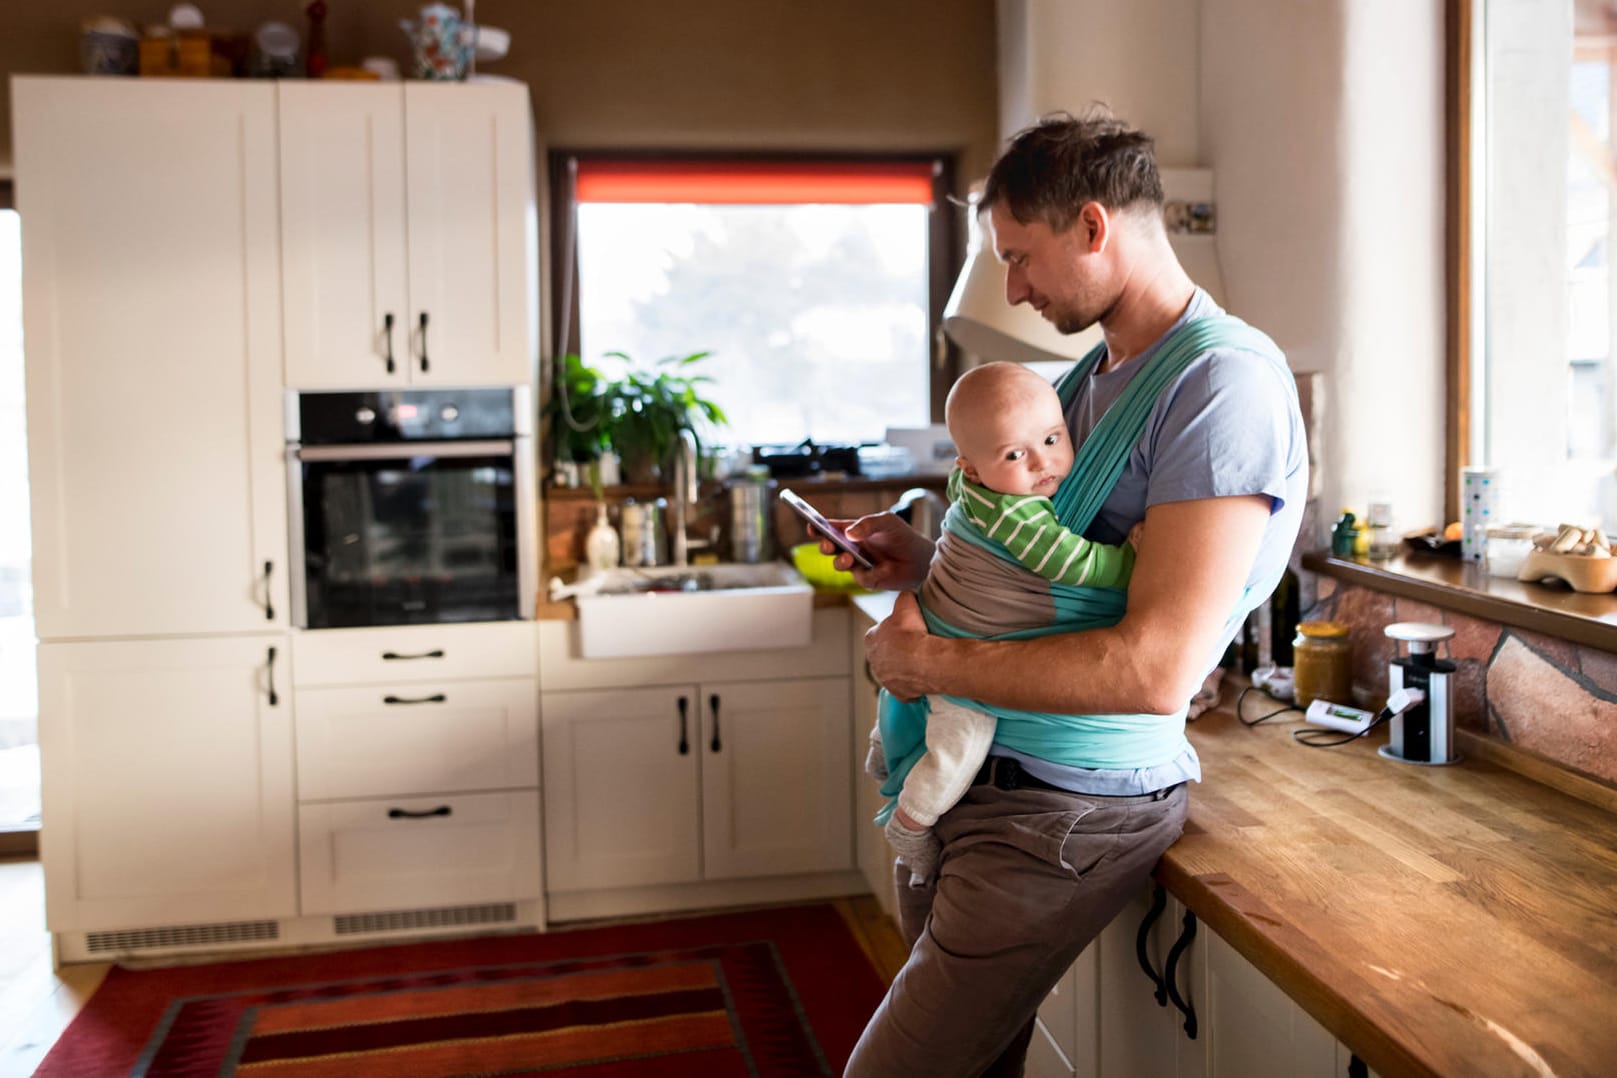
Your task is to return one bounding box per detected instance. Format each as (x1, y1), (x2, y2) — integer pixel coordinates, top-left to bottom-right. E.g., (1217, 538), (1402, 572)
(956, 389), (1075, 496)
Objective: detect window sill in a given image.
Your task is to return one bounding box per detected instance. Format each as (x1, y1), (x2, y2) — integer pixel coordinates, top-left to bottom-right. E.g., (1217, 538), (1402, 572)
(544, 473), (948, 501)
(1301, 549), (1617, 654)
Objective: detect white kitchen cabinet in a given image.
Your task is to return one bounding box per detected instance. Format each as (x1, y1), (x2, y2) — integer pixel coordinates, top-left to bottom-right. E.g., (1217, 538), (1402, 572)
(37, 636), (295, 932)
(279, 81), (535, 390)
(291, 622), (541, 917)
(15, 77), (288, 639)
(1201, 928), (1337, 1078)
(542, 676), (852, 893)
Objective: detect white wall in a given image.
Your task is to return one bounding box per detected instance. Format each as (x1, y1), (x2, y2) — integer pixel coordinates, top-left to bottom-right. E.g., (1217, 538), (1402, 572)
(1002, 0), (1448, 540)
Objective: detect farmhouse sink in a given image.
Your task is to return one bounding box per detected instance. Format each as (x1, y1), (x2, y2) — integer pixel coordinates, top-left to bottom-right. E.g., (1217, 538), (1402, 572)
(571, 562), (814, 658)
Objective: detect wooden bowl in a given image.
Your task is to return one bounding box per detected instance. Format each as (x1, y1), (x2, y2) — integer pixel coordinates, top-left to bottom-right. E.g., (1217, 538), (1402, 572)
(1516, 548), (1617, 593)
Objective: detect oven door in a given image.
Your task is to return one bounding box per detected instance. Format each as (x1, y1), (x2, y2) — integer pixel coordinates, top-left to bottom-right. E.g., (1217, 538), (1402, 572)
(289, 440), (528, 629)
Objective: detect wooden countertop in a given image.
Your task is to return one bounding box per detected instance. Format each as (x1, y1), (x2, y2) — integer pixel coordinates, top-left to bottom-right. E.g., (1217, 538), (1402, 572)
(1171, 693), (1617, 1077)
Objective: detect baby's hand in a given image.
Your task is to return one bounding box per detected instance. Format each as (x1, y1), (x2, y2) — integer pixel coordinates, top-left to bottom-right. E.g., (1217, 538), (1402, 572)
(1127, 522), (1146, 550)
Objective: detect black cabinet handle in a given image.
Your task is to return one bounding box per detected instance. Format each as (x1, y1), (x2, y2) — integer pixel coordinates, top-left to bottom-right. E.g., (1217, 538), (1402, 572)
(263, 560), (274, 621)
(709, 693), (722, 752)
(418, 311), (430, 373)
(381, 649), (445, 661)
(677, 695), (690, 755)
(1164, 910), (1199, 1039)
(384, 311), (396, 374)
(1347, 1055), (1369, 1078)
(383, 693), (447, 705)
(266, 645), (279, 707)
(388, 805), (451, 819)
(1136, 884), (1170, 1006)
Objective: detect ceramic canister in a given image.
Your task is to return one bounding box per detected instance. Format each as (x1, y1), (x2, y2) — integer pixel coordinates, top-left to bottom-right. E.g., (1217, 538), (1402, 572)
(1459, 466), (1498, 563)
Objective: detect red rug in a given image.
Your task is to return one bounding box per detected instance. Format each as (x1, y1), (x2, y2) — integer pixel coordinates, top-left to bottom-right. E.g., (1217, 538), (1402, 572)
(36, 903), (885, 1077)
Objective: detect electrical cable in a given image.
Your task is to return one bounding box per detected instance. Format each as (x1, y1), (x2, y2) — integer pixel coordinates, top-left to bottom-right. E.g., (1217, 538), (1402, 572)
(1234, 684), (1303, 726)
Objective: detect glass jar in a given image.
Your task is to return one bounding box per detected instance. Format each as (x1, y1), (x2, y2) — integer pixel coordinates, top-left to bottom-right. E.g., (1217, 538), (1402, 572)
(1485, 524), (1537, 579)
(1292, 620), (1353, 708)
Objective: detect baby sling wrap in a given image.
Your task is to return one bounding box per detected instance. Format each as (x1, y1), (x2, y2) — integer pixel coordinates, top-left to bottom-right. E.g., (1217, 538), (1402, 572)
(875, 314), (1281, 823)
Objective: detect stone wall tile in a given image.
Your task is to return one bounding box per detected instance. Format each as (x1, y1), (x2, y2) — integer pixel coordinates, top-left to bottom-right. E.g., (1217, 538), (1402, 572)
(1486, 635), (1617, 784)
(1576, 646), (1617, 695)
(1391, 597), (1446, 626)
(1452, 660), (1487, 732)
(1515, 628), (1581, 673)
(1444, 611), (1502, 664)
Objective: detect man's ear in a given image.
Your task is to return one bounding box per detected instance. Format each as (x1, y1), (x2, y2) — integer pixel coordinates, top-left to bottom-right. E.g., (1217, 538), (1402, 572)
(956, 455), (980, 483)
(1078, 201), (1110, 253)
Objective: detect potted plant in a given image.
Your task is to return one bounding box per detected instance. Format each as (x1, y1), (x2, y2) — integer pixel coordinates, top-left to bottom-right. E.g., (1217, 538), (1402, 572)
(544, 352), (612, 486)
(600, 350), (729, 484)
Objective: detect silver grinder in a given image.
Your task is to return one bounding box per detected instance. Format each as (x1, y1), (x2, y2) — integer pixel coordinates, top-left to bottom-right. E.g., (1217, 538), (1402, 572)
(1378, 622), (1459, 766)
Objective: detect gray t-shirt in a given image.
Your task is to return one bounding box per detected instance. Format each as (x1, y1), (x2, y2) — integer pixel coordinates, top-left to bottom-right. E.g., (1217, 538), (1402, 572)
(1001, 288), (1307, 793)
(1063, 288), (1307, 643)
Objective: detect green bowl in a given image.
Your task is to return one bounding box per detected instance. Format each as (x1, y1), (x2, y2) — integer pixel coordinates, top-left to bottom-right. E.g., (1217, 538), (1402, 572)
(790, 542), (865, 590)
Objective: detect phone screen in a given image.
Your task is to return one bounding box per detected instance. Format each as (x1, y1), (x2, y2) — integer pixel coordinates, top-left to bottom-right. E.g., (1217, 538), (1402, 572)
(779, 488), (874, 569)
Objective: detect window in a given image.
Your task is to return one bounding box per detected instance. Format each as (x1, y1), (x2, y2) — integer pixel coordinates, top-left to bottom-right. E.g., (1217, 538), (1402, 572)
(553, 156), (955, 453)
(1467, 0), (1617, 530)
(0, 185), (40, 835)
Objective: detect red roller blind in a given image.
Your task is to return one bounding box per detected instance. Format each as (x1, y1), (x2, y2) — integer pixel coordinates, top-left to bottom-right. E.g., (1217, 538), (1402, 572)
(574, 160), (935, 205)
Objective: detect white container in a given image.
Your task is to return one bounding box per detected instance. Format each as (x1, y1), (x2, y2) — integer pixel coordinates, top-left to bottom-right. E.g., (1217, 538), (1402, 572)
(1486, 524), (1537, 579)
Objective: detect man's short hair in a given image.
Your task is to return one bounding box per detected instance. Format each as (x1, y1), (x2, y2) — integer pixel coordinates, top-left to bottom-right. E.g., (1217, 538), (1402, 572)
(981, 108), (1164, 232)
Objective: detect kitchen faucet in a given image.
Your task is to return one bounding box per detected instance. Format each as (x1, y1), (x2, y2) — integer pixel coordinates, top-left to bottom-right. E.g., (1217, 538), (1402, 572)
(671, 428), (699, 567)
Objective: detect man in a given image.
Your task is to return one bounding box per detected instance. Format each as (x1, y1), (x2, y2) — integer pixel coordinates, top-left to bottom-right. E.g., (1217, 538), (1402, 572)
(830, 110), (1307, 1075)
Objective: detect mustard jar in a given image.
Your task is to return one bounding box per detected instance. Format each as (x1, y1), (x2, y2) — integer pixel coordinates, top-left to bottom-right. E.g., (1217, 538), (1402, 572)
(1292, 620), (1353, 708)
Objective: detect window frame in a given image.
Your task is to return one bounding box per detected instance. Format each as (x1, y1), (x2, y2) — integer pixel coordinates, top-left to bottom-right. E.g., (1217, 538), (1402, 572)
(546, 150), (962, 441)
(1445, 0), (1472, 526)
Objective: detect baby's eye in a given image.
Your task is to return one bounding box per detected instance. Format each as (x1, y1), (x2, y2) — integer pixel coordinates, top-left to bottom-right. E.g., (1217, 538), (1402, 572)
(1043, 433), (1062, 446)
(1004, 449), (1026, 462)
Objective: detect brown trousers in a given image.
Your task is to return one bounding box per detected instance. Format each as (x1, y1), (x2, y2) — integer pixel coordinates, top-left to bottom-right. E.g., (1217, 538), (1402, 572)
(844, 780), (1189, 1077)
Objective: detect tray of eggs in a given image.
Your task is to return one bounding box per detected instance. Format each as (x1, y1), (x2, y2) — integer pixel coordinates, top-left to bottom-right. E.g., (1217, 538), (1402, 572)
(1516, 523), (1617, 593)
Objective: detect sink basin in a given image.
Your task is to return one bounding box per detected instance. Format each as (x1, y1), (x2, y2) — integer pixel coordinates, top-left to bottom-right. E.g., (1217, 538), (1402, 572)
(572, 562), (814, 658)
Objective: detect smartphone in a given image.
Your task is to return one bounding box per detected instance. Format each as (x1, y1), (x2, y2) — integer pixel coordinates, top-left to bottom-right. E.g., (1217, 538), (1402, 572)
(779, 487), (875, 570)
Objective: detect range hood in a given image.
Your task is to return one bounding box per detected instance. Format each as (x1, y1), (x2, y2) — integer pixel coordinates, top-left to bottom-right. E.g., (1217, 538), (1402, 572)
(943, 168), (1225, 364)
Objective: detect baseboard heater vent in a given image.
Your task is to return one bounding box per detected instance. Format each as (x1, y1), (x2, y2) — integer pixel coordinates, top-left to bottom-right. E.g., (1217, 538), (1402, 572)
(335, 902), (518, 936)
(86, 919), (280, 954)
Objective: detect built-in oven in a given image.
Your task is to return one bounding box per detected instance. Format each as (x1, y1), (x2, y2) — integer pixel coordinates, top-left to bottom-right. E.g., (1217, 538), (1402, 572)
(286, 387), (536, 629)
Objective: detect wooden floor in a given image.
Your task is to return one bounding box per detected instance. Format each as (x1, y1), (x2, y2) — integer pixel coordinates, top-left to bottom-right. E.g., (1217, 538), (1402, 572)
(0, 855), (906, 1075)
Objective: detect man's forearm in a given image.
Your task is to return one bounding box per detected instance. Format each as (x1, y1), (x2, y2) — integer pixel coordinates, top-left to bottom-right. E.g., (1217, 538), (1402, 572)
(909, 626), (1176, 716)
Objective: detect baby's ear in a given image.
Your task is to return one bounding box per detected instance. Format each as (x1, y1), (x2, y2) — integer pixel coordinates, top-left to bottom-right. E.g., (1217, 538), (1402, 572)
(956, 456), (979, 483)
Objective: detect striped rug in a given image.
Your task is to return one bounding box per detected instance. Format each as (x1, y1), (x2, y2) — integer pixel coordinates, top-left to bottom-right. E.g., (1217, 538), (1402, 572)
(36, 903), (885, 1077)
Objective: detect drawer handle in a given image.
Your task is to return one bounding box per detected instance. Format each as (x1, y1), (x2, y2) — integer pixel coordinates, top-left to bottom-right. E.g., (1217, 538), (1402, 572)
(1164, 910), (1199, 1040)
(381, 649), (445, 661)
(677, 695), (690, 755)
(383, 311), (396, 374)
(1137, 883), (1170, 1006)
(383, 693), (447, 705)
(266, 645), (279, 707)
(709, 693), (721, 753)
(388, 805), (452, 820)
(263, 560), (275, 622)
(418, 310), (430, 373)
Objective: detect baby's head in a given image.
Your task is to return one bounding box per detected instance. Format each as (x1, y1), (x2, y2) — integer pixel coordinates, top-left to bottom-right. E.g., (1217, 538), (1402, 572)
(945, 362), (1074, 496)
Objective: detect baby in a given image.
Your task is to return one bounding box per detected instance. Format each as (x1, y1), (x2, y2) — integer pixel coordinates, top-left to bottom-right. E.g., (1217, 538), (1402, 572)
(877, 362), (1141, 883)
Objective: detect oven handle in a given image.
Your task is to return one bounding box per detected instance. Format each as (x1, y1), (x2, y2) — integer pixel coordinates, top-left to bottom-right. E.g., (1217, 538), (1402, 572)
(294, 439), (515, 462)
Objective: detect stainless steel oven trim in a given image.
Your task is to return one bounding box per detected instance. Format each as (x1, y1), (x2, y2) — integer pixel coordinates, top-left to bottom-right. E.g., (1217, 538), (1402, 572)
(286, 444), (309, 630)
(514, 433), (536, 619)
(294, 439), (516, 462)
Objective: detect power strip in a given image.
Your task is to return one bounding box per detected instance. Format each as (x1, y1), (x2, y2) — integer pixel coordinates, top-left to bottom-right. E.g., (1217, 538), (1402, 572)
(1304, 699), (1375, 735)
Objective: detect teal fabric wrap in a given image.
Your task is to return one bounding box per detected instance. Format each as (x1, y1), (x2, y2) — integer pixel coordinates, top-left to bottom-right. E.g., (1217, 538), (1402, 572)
(875, 316), (1279, 823)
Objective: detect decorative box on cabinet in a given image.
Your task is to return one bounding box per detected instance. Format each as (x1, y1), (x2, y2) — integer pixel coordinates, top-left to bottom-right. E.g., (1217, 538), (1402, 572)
(538, 611), (858, 921)
(279, 81), (536, 389)
(291, 623), (542, 922)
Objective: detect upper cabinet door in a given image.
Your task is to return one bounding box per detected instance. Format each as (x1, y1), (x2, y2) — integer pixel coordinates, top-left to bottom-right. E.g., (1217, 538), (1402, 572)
(279, 83), (410, 390)
(14, 78), (288, 639)
(403, 82), (535, 387)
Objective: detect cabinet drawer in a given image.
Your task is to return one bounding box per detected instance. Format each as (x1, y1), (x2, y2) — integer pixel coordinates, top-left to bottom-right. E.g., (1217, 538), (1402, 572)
(299, 790), (541, 915)
(295, 679), (537, 800)
(292, 622), (536, 686)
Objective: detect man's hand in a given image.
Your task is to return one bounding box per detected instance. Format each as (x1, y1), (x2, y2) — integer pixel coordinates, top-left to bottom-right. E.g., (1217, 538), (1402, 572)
(810, 511), (933, 591)
(864, 591), (935, 702)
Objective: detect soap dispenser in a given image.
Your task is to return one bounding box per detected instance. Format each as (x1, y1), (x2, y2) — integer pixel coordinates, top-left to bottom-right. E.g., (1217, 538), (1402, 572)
(585, 502), (620, 571)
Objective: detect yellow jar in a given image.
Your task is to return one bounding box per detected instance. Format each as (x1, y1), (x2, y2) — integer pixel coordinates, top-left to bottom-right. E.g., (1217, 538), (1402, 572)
(1292, 620), (1352, 708)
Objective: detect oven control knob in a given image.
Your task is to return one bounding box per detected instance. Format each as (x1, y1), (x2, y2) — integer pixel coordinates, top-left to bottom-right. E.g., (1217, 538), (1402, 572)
(440, 404), (460, 423)
(355, 406), (376, 425)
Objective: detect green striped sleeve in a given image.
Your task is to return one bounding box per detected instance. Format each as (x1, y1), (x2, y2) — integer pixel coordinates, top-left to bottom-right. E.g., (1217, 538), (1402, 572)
(951, 470), (1135, 588)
